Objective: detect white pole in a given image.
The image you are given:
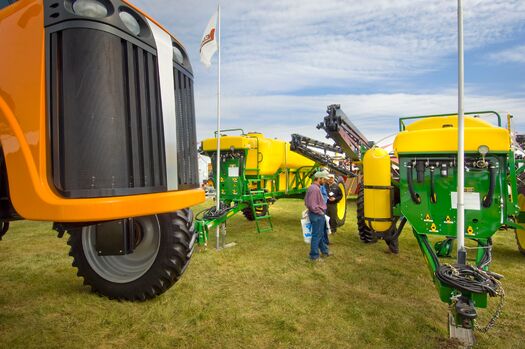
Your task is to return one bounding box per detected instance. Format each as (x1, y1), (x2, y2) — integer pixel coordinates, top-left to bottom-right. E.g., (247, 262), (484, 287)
(215, 3), (221, 251)
(457, 0), (466, 264)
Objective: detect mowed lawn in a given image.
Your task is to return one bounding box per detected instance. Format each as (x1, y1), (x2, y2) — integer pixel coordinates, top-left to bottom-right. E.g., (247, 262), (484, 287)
(0, 198), (524, 348)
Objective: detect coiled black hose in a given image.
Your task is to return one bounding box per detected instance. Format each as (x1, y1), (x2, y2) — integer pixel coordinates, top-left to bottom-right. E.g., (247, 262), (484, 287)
(435, 264), (503, 297)
(196, 202), (238, 220)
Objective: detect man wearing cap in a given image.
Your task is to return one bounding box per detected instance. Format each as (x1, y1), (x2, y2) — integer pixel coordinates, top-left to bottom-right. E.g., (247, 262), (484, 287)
(325, 174), (343, 234)
(304, 171), (331, 261)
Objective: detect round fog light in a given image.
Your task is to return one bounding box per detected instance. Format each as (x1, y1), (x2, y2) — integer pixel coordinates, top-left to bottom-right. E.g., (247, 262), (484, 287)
(173, 46), (184, 64)
(72, 0), (108, 18)
(119, 11), (141, 36)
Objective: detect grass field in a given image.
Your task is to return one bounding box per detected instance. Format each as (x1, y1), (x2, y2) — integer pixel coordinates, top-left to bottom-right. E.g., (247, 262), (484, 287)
(1, 198), (524, 348)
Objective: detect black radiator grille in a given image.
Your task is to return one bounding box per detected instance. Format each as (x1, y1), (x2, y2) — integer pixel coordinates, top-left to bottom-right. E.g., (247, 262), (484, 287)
(174, 68), (199, 189)
(49, 28), (166, 198)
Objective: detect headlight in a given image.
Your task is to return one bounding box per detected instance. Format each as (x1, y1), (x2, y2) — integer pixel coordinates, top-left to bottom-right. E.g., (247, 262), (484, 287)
(119, 10), (141, 36)
(173, 46), (184, 65)
(72, 0), (108, 18)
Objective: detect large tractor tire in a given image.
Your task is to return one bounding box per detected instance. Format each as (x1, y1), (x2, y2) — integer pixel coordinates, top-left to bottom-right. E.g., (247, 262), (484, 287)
(334, 177), (347, 227)
(357, 183), (377, 243)
(242, 203), (268, 221)
(67, 209), (196, 301)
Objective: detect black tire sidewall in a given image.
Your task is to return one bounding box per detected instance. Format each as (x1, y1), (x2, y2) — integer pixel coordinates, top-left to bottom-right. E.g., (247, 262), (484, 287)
(334, 177), (347, 226)
(68, 210), (194, 300)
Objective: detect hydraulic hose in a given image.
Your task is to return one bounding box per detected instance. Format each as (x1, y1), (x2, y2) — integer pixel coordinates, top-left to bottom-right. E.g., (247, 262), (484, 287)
(429, 167), (437, 204)
(483, 163), (496, 208)
(406, 163), (421, 204)
(435, 264), (503, 297)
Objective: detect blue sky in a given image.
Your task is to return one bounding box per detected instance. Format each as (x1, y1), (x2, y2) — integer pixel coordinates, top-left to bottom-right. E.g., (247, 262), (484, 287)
(134, 0), (525, 143)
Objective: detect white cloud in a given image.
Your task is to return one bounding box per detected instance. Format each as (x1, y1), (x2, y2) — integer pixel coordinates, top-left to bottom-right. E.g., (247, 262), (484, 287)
(130, 1), (525, 144)
(135, 0), (525, 94)
(194, 91), (525, 143)
(488, 44), (525, 64)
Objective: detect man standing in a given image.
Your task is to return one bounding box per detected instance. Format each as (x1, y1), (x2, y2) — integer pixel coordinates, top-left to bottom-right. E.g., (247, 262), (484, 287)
(325, 174), (343, 234)
(305, 171), (331, 261)
(319, 171), (330, 245)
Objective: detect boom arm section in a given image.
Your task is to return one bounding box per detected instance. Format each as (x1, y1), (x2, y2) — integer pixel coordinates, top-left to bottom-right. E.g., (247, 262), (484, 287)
(317, 104), (371, 161)
(290, 134), (355, 177)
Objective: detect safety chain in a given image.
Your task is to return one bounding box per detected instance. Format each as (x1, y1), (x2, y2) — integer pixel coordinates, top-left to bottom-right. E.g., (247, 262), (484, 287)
(475, 284), (505, 333)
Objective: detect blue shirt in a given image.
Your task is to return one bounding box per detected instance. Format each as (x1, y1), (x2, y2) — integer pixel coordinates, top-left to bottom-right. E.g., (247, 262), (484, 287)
(320, 184), (328, 203)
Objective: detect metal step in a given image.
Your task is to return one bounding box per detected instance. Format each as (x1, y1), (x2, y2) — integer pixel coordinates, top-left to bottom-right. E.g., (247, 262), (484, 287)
(255, 215), (271, 220)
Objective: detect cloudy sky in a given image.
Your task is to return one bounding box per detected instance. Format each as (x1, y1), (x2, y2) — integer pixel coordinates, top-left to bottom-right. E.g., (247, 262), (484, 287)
(134, 0), (525, 144)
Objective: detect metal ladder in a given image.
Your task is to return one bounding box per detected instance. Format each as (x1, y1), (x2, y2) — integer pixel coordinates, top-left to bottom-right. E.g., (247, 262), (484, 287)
(248, 189), (273, 233)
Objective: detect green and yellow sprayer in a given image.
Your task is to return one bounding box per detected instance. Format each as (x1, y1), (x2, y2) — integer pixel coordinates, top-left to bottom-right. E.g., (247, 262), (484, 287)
(359, 111), (525, 344)
(195, 128), (356, 245)
(195, 103), (525, 345)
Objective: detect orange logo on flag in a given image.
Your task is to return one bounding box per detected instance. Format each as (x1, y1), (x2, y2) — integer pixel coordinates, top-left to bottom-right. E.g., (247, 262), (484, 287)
(200, 28), (216, 52)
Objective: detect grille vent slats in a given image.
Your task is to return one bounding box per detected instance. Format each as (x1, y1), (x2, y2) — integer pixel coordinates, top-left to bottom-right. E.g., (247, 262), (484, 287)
(174, 68), (199, 190)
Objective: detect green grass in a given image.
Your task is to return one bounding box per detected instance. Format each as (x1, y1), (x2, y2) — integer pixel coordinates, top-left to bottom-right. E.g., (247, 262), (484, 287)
(0, 199), (524, 348)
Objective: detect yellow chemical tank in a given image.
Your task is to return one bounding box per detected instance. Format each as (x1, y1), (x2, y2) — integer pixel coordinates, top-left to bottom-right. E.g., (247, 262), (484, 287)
(201, 132), (314, 176)
(394, 116), (510, 155)
(363, 147), (392, 232)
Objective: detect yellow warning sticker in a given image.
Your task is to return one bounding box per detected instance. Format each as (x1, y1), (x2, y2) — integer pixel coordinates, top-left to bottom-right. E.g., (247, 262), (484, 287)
(467, 226), (474, 235)
(430, 223), (438, 232)
(424, 213), (433, 222)
(444, 216), (453, 224)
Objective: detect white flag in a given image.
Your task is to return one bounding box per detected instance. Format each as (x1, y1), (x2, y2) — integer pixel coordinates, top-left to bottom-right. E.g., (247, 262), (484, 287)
(200, 11), (218, 68)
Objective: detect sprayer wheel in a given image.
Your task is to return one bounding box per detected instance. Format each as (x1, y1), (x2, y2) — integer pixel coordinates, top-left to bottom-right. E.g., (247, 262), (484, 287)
(242, 204), (268, 221)
(357, 183), (377, 243)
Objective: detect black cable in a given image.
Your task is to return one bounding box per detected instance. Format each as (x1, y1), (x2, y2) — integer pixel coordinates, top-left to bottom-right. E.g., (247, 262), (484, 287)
(435, 264), (503, 297)
(196, 202), (238, 220)
(429, 167), (437, 203)
(483, 163), (496, 208)
(406, 163), (421, 204)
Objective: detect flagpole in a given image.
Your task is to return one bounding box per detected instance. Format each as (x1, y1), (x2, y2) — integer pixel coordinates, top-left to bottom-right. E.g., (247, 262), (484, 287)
(215, 3), (221, 250)
(457, 0), (466, 264)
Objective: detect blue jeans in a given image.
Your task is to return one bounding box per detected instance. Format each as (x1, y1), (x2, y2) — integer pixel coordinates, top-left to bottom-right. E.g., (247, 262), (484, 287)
(323, 219), (330, 246)
(308, 212), (329, 260)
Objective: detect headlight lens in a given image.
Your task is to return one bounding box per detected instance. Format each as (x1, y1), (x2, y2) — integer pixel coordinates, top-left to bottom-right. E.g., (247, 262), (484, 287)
(119, 11), (141, 36)
(173, 46), (184, 65)
(72, 0), (108, 18)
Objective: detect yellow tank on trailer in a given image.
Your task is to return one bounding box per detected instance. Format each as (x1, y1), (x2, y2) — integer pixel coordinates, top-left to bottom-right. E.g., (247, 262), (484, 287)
(363, 147), (392, 232)
(202, 132), (314, 176)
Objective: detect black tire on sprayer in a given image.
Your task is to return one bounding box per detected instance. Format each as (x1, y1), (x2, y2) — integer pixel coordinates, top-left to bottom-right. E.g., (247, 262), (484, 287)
(242, 204), (268, 221)
(67, 209), (196, 301)
(334, 176), (347, 227)
(357, 183), (377, 243)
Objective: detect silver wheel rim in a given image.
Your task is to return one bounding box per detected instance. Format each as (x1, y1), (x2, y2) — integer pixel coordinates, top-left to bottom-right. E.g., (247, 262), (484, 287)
(82, 216), (161, 283)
